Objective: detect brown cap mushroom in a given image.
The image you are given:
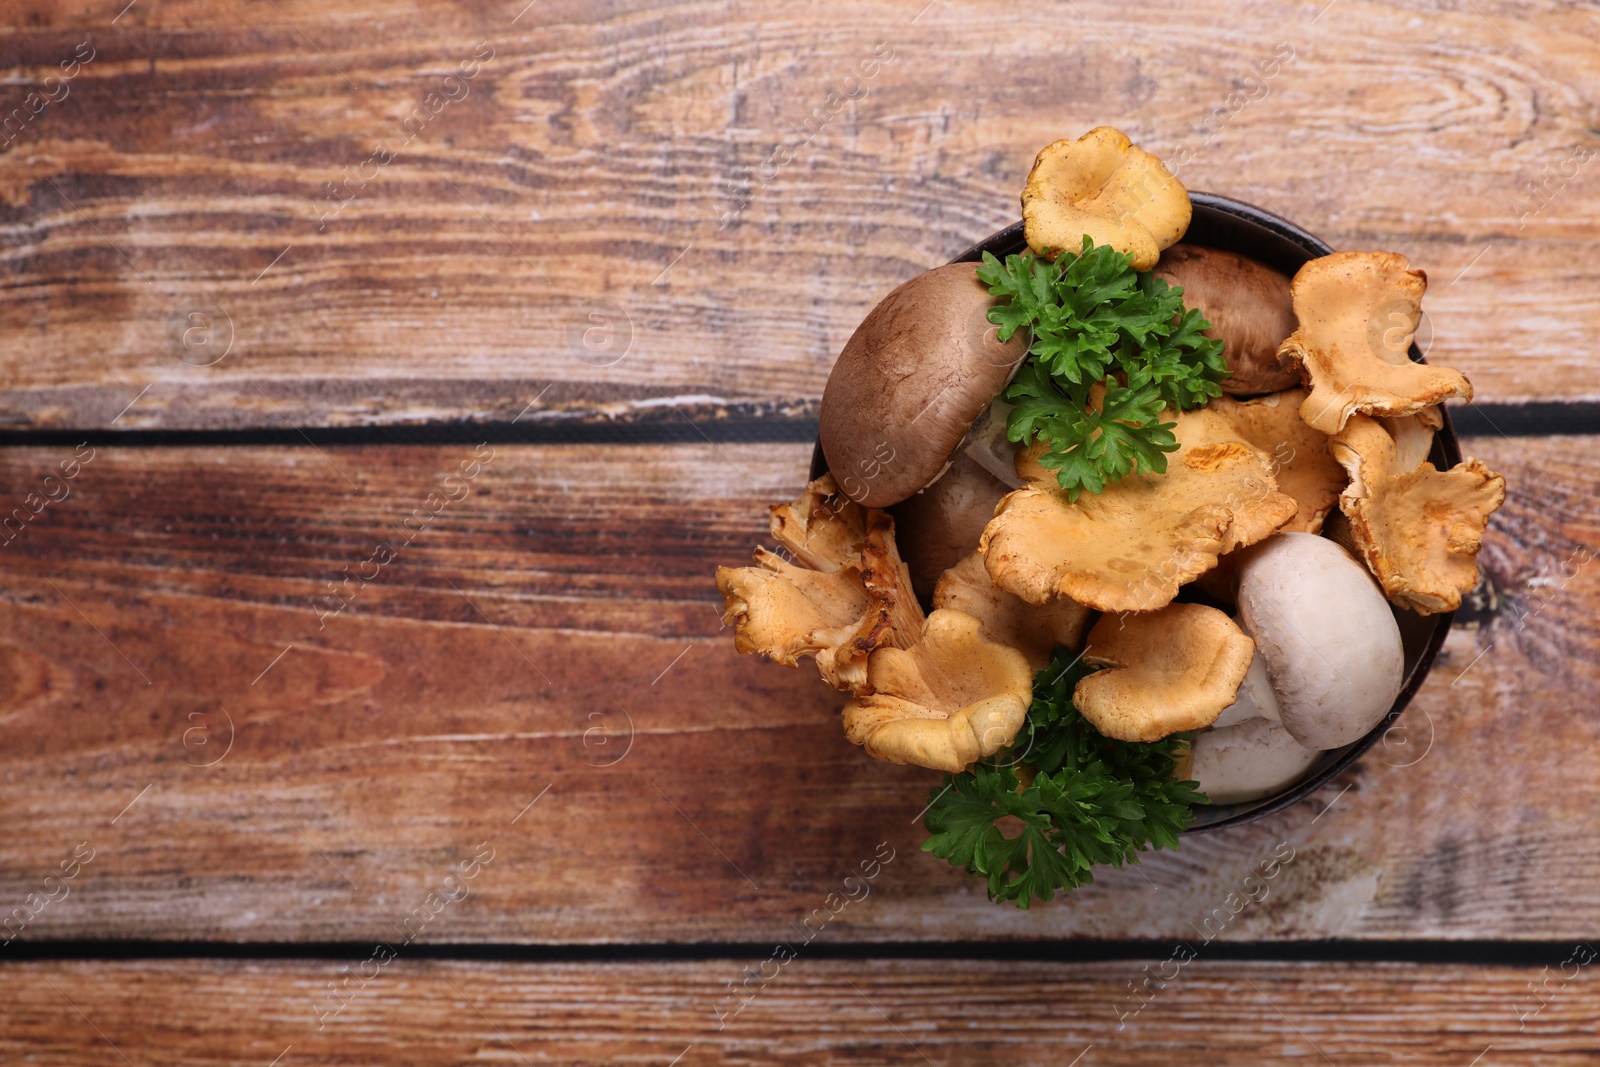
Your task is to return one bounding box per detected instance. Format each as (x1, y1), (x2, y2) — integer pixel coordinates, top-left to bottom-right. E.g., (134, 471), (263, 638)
(1330, 414), (1507, 615)
(842, 609), (1035, 772)
(889, 454), (1010, 604)
(980, 406), (1299, 612)
(820, 263), (1029, 508)
(1278, 251), (1473, 434)
(716, 481), (924, 691)
(1210, 388), (1346, 534)
(933, 551), (1092, 670)
(1073, 603), (1255, 743)
(1022, 127), (1191, 271)
(1152, 246), (1300, 395)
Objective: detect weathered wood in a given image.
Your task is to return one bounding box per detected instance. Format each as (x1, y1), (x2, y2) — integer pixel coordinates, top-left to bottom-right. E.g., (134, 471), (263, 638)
(0, 436), (1592, 942)
(4, 959), (1598, 1065)
(0, 1), (1596, 428)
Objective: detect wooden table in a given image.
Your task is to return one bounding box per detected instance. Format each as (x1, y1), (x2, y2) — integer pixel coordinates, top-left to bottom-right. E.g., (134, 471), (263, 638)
(2, 1), (1597, 1062)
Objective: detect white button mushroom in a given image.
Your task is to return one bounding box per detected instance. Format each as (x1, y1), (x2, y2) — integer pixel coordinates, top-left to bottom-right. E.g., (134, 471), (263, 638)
(1211, 648), (1281, 729)
(1189, 717), (1322, 805)
(1234, 532), (1405, 750)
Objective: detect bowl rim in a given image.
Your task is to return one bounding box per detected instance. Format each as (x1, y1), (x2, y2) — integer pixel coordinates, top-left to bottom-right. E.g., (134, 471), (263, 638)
(813, 191), (1458, 833)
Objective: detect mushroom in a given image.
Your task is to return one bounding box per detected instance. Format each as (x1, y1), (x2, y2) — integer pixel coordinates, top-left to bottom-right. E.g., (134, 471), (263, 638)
(1152, 246), (1300, 395)
(1278, 251), (1473, 434)
(819, 262), (1029, 508)
(1189, 717), (1322, 805)
(1210, 389), (1346, 534)
(1233, 532), (1405, 750)
(715, 549), (876, 690)
(890, 454), (1010, 603)
(1379, 405), (1442, 474)
(1022, 126), (1191, 271)
(1073, 603), (1255, 743)
(769, 472), (866, 570)
(716, 479), (923, 692)
(980, 405), (1299, 612)
(1212, 649), (1281, 728)
(1330, 414), (1507, 615)
(842, 609), (1035, 772)
(933, 551), (1091, 670)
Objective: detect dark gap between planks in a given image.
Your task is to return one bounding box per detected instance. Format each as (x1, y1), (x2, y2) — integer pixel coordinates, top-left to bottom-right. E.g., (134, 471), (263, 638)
(0, 402), (1595, 449)
(0, 940), (1581, 966)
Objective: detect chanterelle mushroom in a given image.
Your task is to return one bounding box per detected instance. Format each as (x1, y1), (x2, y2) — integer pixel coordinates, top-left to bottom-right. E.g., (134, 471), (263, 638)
(933, 551), (1091, 670)
(842, 609), (1034, 772)
(1073, 603), (1255, 743)
(1279, 251), (1472, 434)
(1210, 389), (1346, 534)
(768, 473), (866, 571)
(980, 406), (1298, 612)
(716, 478), (923, 691)
(1330, 414), (1507, 615)
(1023, 127), (1191, 271)
(716, 549), (875, 689)
(1380, 405), (1442, 474)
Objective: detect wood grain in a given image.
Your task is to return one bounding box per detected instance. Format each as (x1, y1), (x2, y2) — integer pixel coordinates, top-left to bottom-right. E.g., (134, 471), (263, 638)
(5, 959), (1599, 1065)
(0, 1), (1596, 428)
(0, 435), (1593, 943)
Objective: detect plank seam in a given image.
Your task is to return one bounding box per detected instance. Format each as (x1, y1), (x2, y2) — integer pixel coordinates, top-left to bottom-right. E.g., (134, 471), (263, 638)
(0, 940), (1578, 965)
(0, 402), (1594, 448)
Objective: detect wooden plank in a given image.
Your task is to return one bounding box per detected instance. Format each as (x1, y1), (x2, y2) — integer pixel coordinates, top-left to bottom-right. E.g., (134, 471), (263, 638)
(0, 1), (1597, 428)
(3, 958), (1597, 1065)
(0, 435), (1594, 942)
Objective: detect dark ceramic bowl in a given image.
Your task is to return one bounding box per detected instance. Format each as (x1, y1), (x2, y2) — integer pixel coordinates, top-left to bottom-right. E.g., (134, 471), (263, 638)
(812, 192), (1458, 833)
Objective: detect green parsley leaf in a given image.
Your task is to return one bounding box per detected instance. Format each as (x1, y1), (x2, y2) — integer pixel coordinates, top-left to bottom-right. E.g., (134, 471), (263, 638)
(921, 648), (1207, 908)
(974, 237), (1228, 500)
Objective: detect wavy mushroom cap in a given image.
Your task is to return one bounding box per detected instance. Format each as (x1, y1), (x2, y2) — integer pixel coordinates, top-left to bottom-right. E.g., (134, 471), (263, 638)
(980, 407), (1299, 613)
(717, 481), (924, 692)
(1331, 414), (1506, 615)
(1209, 388), (1346, 534)
(768, 473), (866, 572)
(842, 609), (1035, 773)
(820, 263), (1028, 509)
(933, 550), (1092, 671)
(1278, 251), (1472, 434)
(1152, 245), (1300, 395)
(716, 550), (874, 689)
(1022, 126), (1191, 271)
(1073, 603), (1256, 743)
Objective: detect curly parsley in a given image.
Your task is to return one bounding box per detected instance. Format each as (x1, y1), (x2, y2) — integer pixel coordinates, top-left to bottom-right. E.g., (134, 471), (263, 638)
(921, 648), (1206, 908)
(977, 237), (1229, 500)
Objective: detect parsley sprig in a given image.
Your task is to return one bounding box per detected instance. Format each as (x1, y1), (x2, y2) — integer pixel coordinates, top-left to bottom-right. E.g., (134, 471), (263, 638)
(921, 649), (1206, 908)
(977, 237), (1229, 500)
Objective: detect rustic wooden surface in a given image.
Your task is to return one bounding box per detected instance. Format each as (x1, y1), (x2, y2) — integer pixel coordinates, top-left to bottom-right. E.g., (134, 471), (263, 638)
(0, 1), (1597, 428)
(6, 959), (1600, 1065)
(4, 0), (1599, 1061)
(0, 435), (1593, 943)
